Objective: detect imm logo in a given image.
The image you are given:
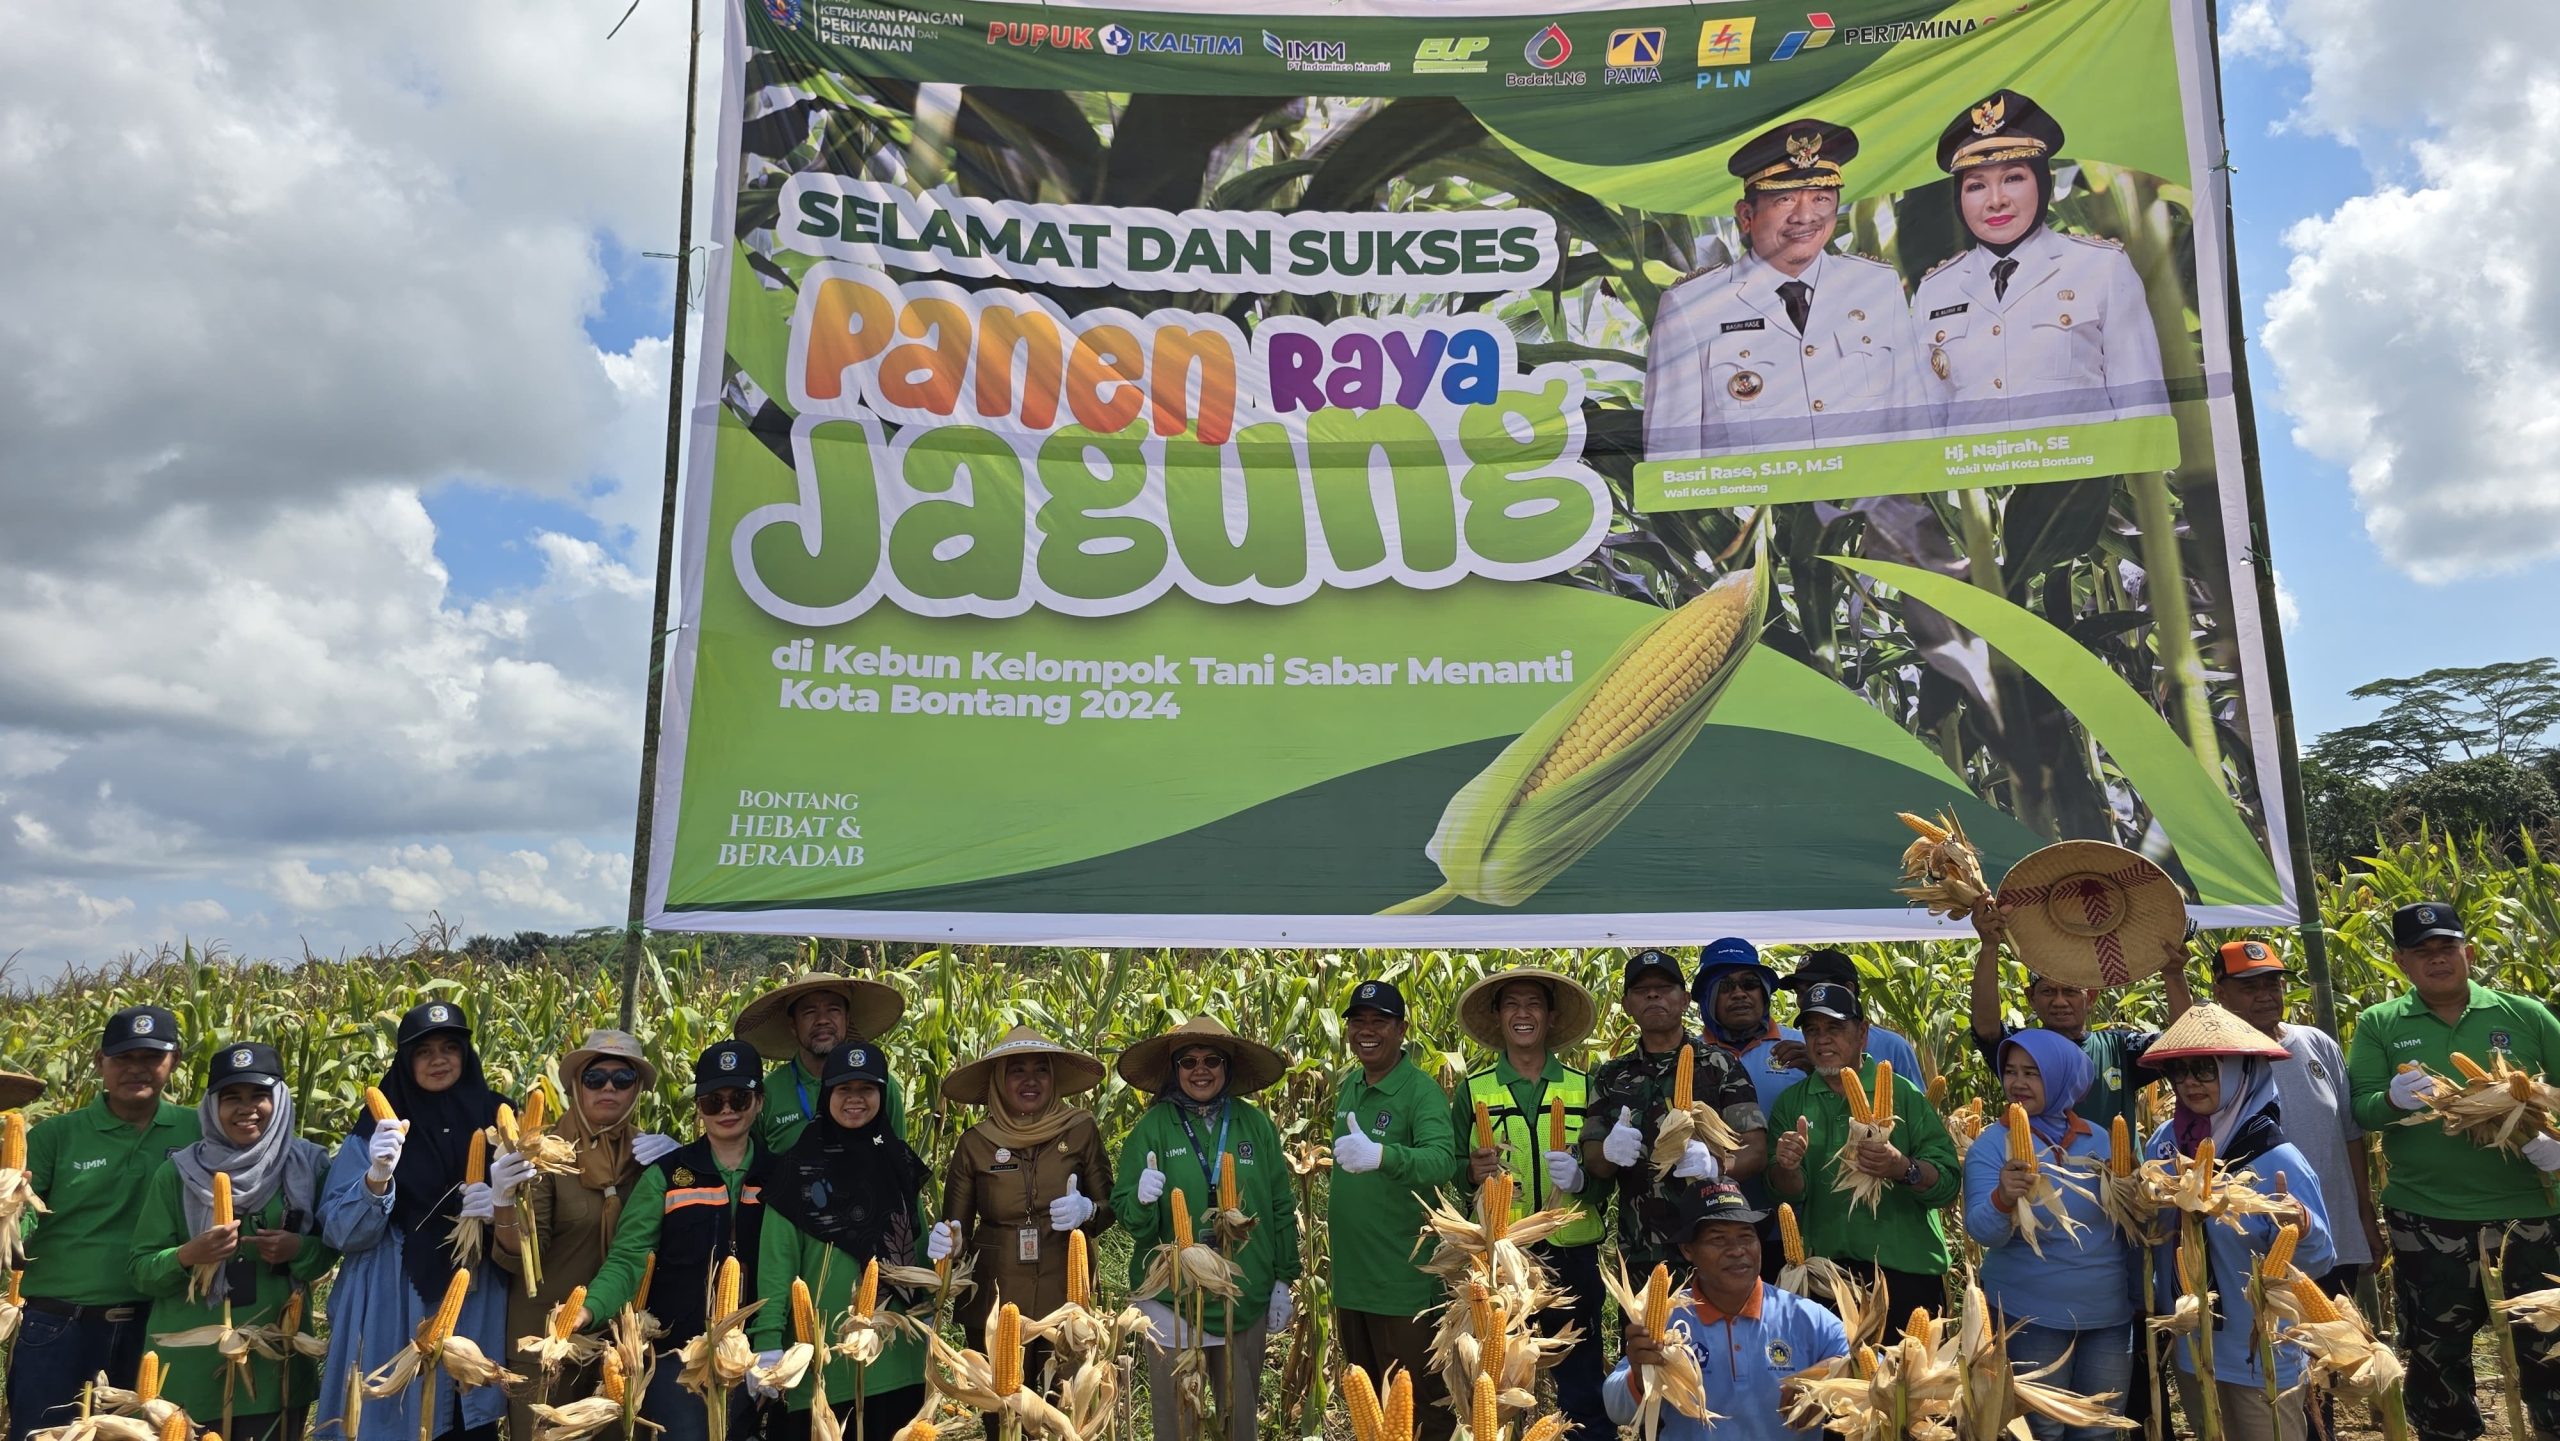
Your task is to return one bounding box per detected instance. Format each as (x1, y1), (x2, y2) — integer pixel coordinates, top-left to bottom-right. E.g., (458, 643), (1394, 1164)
(1771, 13), (1836, 60)
(1524, 22), (1572, 70)
(1263, 29), (1346, 64)
(1414, 35), (1492, 73)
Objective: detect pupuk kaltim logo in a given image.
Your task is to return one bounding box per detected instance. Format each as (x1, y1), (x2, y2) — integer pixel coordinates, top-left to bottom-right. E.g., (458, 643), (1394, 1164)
(988, 20), (1096, 49)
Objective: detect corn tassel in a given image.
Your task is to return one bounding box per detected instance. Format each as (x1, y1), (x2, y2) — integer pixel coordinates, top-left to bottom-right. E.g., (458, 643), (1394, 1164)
(426, 1269), (469, 1350)
(2006, 1106), (2033, 1166)
(1642, 1263), (1672, 1336)
(1344, 1367), (1387, 1441)
(1778, 1204), (1805, 1266)
(0, 1113), (22, 1170)
(463, 1131), (485, 1185)
(713, 1257), (741, 1317)
(1470, 1371), (1499, 1441)
(1840, 1069), (1872, 1123)
(635, 1254), (656, 1310)
(600, 1350), (627, 1404)
(364, 1088), (398, 1123)
(991, 1303), (1023, 1396)
(139, 1352), (165, 1403)
(555, 1286), (587, 1339)
(1673, 1046), (1695, 1112)
(855, 1258), (879, 1319)
(211, 1172), (234, 1230)
(2109, 1116), (2134, 1177)
(1474, 1100), (1495, 1151)
(2451, 1053), (2491, 1082)
(1548, 1098), (1567, 1151)
(1171, 1189), (1195, 1249)
(1218, 1152), (1240, 1213)
(1872, 1062), (1894, 1123)
(789, 1278), (817, 1345)
(1066, 1229), (1090, 1309)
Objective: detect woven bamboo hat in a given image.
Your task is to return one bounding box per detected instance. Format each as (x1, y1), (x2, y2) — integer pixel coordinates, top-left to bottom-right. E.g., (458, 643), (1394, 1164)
(1456, 968), (1597, 1053)
(559, 1029), (659, 1093)
(1995, 840), (2189, 989)
(0, 1071), (43, 1111)
(942, 1026), (1107, 1107)
(1115, 1016), (1287, 1095)
(734, 971), (905, 1057)
(2143, 1001), (2287, 1061)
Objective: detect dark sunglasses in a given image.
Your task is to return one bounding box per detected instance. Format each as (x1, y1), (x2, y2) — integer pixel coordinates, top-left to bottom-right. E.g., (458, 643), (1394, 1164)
(696, 1088), (756, 1114)
(582, 1066), (641, 1091)
(1175, 1052), (1228, 1072)
(2163, 1058), (2219, 1082)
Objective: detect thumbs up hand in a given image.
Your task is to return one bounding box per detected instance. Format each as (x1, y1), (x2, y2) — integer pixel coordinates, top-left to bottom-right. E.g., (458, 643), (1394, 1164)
(1334, 1113), (1384, 1174)
(1601, 1106), (1643, 1168)
(1136, 1151), (1167, 1205)
(1774, 1116), (1811, 1172)
(1049, 1174), (1097, 1231)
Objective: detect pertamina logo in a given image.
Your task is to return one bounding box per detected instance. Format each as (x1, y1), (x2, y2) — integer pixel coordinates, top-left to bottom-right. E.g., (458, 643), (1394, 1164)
(1696, 17), (1754, 89)
(1605, 26), (1665, 84)
(1524, 23), (1572, 69)
(1772, 13), (1835, 60)
(987, 21), (1097, 50)
(1414, 36), (1492, 73)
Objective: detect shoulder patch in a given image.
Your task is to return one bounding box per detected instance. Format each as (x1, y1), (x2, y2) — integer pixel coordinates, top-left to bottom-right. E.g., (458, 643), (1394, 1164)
(1830, 250), (1891, 271)
(1675, 260), (1735, 286)
(1921, 252), (1965, 281)
(2060, 231), (2126, 250)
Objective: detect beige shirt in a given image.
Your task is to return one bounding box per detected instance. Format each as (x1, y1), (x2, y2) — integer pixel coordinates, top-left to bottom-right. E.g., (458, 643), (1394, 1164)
(940, 1112), (1114, 1342)
(497, 1144), (642, 1430)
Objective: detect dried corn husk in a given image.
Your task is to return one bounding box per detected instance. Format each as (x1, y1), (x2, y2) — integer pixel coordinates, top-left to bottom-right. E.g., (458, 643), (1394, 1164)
(1894, 811), (1989, 920)
(0, 1111), (51, 1271)
(923, 1332), (1086, 1440)
(1997, 1114), (2095, 1260)
(1832, 1069), (1899, 1217)
(1597, 1259), (1714, 1441)
(1954, 1281), (2137, 1441)
(2497, 1274), (2560, 1355)
(1944, 1099), (1987, 1152)
(364, 1330), (522, 1398)
(2396, 1054), (2560, 1161)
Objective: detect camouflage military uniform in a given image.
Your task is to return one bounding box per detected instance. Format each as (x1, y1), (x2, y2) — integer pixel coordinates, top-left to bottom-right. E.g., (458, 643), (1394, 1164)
(1585, 1033), (1765, 1279)
(2387, 1210), (2560, 1441)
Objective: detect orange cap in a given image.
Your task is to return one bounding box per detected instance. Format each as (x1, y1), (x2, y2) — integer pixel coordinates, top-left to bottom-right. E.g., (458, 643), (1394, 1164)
(2214, 939), (2288, 978)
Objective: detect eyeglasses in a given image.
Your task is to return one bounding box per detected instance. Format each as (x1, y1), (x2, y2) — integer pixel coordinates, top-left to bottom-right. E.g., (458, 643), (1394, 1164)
(1175, 1052), (1228, 1072)
(697, 1089), (757, 1115)
(2163, 1059), (2219, 1082)
(583, 1066), (641, 1091)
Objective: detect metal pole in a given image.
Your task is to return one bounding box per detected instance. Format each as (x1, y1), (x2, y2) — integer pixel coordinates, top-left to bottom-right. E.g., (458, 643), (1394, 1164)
(618, 0), (705, 1032)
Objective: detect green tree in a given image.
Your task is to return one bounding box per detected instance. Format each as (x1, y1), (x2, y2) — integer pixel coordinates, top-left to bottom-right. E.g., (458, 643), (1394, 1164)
(2301, 753), (2391, 875)
(2310, 658), (2560, 783)
(2386, 756), (2558, 863)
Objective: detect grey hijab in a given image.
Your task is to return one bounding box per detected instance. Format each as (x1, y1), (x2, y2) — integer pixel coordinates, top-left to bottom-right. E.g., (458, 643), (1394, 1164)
(172, 1076), (326, 1300)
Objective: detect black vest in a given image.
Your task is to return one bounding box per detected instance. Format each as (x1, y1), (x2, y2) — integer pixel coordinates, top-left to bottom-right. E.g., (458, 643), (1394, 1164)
(647, 1137), (775, 1346)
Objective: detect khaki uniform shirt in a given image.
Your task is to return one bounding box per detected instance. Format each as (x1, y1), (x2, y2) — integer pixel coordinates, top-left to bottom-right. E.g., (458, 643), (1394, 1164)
(940, 1112), (1114, 1341)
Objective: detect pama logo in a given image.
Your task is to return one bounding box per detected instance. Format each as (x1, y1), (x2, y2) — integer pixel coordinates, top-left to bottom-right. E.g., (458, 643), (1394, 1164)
(763, 0), (802, 28)
(1771, 13), (1836, 60)
(1524, 23), (1572, 70)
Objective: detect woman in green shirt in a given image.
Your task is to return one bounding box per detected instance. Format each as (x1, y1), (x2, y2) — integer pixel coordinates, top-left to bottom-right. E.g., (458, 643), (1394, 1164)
(748, 1041), (930, 1441)
(129, 1042), (338, 1441)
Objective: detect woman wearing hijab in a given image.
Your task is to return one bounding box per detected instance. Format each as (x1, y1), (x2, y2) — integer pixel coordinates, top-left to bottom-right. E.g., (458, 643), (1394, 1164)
(2143, 1003), (2334, 1441)
(750, 1041), (931, 1441)
(129, 1043), (338, 1441)
(315, 1001), (509, 1441)
(929, 1027), (1113, 1365)
(494, 1029), (675, 1438)
(1110, 1016), (1299, 1441)
(1909, 89), (2167, 433)
(1961, 1030), (2136, 1441)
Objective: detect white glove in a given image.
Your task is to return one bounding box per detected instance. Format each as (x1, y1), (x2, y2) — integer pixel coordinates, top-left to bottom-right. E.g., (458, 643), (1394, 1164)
(1601, 1106), (1643, 1168)
(457, 1182), (496, 1220)
(745, 1352), (784, 1399)
(1136, 1151), (1167, 1206)
(1673, 1139), (1721, 1182)
(2526, 1133), (2560, 1174)
(489, 1147), (536, 1202)
(1334, 1115), (1384, 1174)
(365, 1120), (409, 1183)
(1049, 1176), (1096, 1231)
(927, 1221), (960, 1262)
(632, 1133), (680, 1166)
(1265, 1282), (1295, 1331)
(2389, 1067), (2438, 1112)
(1543, 1149), (1586, 1194)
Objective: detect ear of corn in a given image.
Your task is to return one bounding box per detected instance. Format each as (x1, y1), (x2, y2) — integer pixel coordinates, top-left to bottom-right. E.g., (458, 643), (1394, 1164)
(1547, 1098), (1567, 1152)
(1872, 1063), (1895, 1124)
(211, 1172), (234, 1230)
(790, 1278), (818, 1345)
(520, 1088), (547, 1134)
(1482, 1303), (1509, 1384)
(1898, 812), (1951, 841)
(2194, 1138), (2216, 1175)
(2289, 1276), (2339, 1323)
(1483, 1174), (1512, 1244)
(1344, 1367), (1386, 1441)
(1474, 1101), (1494, 1151)
(364, 1088), (398, 1123)
(636, 1254), (657, 1310)
(427, 1269), (470, 1349)
(991, 1304), (1023, 1396)
(1471, 1371), (1499, 1441)
(159, 1412), (187, 1441)
(2451, 1053), (2491, 1082)
(1673, 1046), (1695, 1112)
(2, 1113), (25, 1170)
(556, 1285), (588, 1338)
(1856, 1348), (1877, 1380)
(2516, 1073), (2540, 1104)
(1386, 1368), (1415, 1441)
(2265, 1224), (2299, 1278)
(280, 1292), (303, 1336)
(1520, 1418), (1569, 1441)
(600, 1350), (627, 1405)
(1778, 1204), (1805, 1266)
(1642, 1263), (1672, 1336)
(464, 1131), (486, 1185)
(2109, 1117), (2134, 1178)
(2006, 1106), (2033, 1167)
(496, 1102), (517, 1138)
(1841, 1069), (1872, 1123)
(1389, 566), (1765, 913)
(1172, 1189), (1195, 1249)
(138, 1353), (164, 1403)
(1066, 1228), (1090, 1309)
(1219, 1153), (1239, 1213)
(1926, 1074), (1948, 1107)
(855, 1258), (879, 1319)
(1905, 1307), (1929, 1340)
(713, 1257), (741, 1317)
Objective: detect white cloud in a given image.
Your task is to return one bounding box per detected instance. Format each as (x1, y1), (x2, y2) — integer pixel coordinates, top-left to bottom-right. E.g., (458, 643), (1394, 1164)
(2255, 1), (2560, 580)
(2218, 1), (2294, 63)
(2272, 571), (2301, 633)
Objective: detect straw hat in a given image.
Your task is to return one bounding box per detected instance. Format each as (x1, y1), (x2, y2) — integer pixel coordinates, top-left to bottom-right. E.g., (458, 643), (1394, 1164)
(1456, 969), (1597, 1053)
(941, 1026), (1107, 1107)
(1115, 1016), (1287, 1095)
(559, 1029), (659, 1092)
(1995, 840), (2189, 989)
(2143, 1001), (2287, 1062)
(734, 971), (905, 1057)
(0, 1071), (43, 1111)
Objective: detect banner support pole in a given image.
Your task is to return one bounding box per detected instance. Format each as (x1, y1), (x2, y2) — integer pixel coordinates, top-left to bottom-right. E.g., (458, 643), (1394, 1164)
(618, 0), (705, 1033)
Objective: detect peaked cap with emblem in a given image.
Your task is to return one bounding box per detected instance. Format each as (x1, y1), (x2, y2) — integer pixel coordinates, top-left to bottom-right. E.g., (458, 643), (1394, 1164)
(693, 1039), (762, 1094)
(1995, 840), (2189, 990)
(734, 969), (905, 1057)
(1937, 88), (2065, 174)
(0, 1071), (46, 1111)
(942, 1025), (1106, 1107)
(1115, 1015), (1288, 1095)
(396, 999), (471, 1047)
(1730, 118), (1859, 194)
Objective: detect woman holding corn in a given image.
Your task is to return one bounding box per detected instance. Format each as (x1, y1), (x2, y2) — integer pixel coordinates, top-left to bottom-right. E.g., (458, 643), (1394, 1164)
(1110, 1016), (1299, 1441)
(2142, 1004), (2334, 1441)
(129, 1041), (338, 1441)
(493, 1029), (676, 1440)
(315, 1000), (510, 1441)
(1961, 1030), (2135, 1441)
(750, 1041), (931, 1441)
(928, 1027), (1113, 1369)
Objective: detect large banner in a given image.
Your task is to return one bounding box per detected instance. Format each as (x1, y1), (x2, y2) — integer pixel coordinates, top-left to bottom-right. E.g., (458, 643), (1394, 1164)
(646, 0), (2300, 943)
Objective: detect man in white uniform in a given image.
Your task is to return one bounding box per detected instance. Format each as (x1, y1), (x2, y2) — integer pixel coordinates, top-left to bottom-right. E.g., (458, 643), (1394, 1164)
(1643, 118), (1931, 459)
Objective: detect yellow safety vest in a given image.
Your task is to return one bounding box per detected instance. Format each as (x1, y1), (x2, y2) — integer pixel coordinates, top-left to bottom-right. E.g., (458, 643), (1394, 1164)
(1464, 1062), (1605, 1247)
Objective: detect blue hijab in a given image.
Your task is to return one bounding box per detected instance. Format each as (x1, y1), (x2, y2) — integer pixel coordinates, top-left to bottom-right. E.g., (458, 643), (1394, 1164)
(1998, 1030), (2093, 1149)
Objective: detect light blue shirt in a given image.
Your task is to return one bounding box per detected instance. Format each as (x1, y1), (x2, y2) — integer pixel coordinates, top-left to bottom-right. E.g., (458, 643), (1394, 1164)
(2141, 1132), (2334, 1389)
(1604, 1283), (1848, 1441)
(1964, 1118), (2137, 1329)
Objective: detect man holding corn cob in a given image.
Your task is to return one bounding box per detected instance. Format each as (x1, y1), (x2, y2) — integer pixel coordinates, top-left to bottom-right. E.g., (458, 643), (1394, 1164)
(1331, 979), (1461, 1441)
(1587, 950), (1769, 1285)
(4, 1006), (198, 1441)
(2346, 901), (2560, 1441)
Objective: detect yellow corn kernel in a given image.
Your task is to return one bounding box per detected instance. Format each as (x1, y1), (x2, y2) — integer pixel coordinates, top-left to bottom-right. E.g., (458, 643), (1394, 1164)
(211, 1172), (233, 1230)
(600, 1350), (627, 1405)
(1343, 1367), (1386, 1441)
(713, 1256), (740, 1317)
(520, 1088), (547, 1134)
(1172, 1189), (1195, 1249)
(2289, 1276), (2340, 1324)
(1642, 1263), (1672, 1337)
(464, 1130), (486, 1185)
(1482, 1303), (1509, 1385)
(1518, 580), (1754, 801)
(1471, 1371), (1499, 1441)
(2006, 1106), (2033, 1167)
(426, 1269), (470, 1351)
(1898, 812), (1951, 842)
(790, 1278), (818, 1345)
(1778, 1204), (1805, 1267)
(1219, 1153), (1239, 1213)
(1673, 1046), (1695, 1113)
(2109, 1117), (2134, 1178)
(1904, 1307), (1929, 1340)
(1547, 1098), (1567, 1152)
(902, 1424), (938, 1441)
(1855, 1348), (1876, 1380)
(137, 1353), (164, 1403)
(1840, 1069), (1872, 1124)
(1483, 1174), (1512, 1244)
(2451, 1053), (2491, 1083)
(1066, 1228), (1090, 1309)
(991, 1303), (1023, 1397)
(364, 1088), (398, 1124)
(2193, 1138), (2216, 1175)
(1385, 1368), (1415, 1441)
(1926, 1074), (1948, 1108)
(636, 1254), (657, 1311)
(855, 1258), (879, 1319)
(1475, 1100), (1495, 1152)
(495, 1102), (517, 1139)
(1520, 1418), (1569, 1441)
(1, 1113), (25, 1171)
(1872, 1063), (1894, 1124)
(2265, 1224), (2299, 1279)
(159, 1412), (188, 1441)
(555, 1286), (587, 1339)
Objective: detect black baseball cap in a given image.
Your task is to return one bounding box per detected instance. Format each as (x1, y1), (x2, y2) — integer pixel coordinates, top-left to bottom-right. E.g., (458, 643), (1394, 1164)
(101, 1005), (180, 1056)
(1344, 979), (1409, 1020)
(1779, 949), (1860, 993)
(820, 1040), (891, 1092)
(1624, 948), (1687, 990)
(2392, 901), (2465, 949)
(694, 1040), (764, 1094)
(1799, 982), (1867, 1024)
(1673, 1182), (1767, 1237)
(207, 1041), (285, 1090)
(397, 1000), (471, 1047)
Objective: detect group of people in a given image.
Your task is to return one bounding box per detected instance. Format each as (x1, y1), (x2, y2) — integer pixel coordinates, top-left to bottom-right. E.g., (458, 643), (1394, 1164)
(2, 898), (2554, 1441)
(1644, 89), (2170, 459)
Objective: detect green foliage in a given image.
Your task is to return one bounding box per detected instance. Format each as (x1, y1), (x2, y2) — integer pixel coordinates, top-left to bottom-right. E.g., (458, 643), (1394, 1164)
(2312, 658), (2560, 784)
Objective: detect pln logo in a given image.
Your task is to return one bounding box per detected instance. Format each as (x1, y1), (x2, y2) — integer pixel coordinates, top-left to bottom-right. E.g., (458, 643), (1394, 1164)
(1772, 13), (1837, 60)
(1523, 23), (1572, 70)
(1696, 18), (1754, 88)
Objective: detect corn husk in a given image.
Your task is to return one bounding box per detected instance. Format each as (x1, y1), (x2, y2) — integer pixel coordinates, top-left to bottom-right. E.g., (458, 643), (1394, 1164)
(1418, 1192), (1578, 1289)
(1943, 1099), (1987, 1152)
(1427, 1281), (1573, 1418)
(2396, 1055), (2560, 1160)
(1893, 811), (1989, 920)
(923, 1332), (1087, 1440)
(2498, 1274), (2560, 1355)
(1998, 1123), (2095, 1261)
(1596, 1259), (1714, 1441)
(0, 1159), (51, 1272)
(1649, 1100), (1746, 1175)
(0, 1272), (21, 1346)
(1832, 1069), (1899, 1217)
(2266, 1276), (2407, 1412)
(363, 1329), (522, 1398)
(1954, 1282), (2137, 1441)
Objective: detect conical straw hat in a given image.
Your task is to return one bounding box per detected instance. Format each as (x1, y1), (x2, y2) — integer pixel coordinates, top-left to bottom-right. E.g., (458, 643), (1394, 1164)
(1456, 968), (1598, 1053)
(0, 1071), (42, 1111)
(2144, 1001), (2287, 1061)
(942, 1026), (1107, 1107)
(733, 971), (905, 1057)
(1115, 1015), (1288, 1095)
(1996, 840), (2189, 989)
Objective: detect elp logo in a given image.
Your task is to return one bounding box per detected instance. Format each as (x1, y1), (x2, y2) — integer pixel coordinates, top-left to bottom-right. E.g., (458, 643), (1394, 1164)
(1414, 36), (1491, 73)
(1607, 28), (1664, 66)
(1697, 18), (1755, 66)
(1771, 13), (1836, 60)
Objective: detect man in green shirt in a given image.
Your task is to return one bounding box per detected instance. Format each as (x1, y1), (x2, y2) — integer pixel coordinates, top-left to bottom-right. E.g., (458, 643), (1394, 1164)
(1330, 979), (1459, 1441)
(2346, 901), (2560, 1441)
(5, 1006), (201, 1441)
(733, 971), (907, 1151)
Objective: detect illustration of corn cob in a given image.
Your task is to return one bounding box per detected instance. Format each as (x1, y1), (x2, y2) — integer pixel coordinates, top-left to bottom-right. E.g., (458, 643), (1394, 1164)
(1384, 563), (1767, 914)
